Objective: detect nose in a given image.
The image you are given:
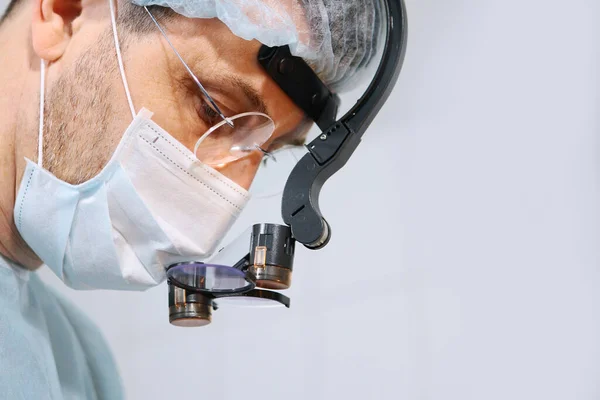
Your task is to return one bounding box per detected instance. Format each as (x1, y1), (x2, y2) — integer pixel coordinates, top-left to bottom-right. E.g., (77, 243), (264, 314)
(212, 151), (263, 190)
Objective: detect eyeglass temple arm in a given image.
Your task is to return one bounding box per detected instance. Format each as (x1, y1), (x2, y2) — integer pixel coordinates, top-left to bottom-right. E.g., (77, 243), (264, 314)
(143, 6), (234, 128)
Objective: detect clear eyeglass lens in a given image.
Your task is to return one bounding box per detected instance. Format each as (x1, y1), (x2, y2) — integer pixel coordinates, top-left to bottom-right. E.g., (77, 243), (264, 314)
(195, 112), (275, 166)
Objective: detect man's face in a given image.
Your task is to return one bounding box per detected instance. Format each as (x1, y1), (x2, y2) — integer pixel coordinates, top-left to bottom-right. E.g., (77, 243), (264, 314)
(41, 5), (308, 189)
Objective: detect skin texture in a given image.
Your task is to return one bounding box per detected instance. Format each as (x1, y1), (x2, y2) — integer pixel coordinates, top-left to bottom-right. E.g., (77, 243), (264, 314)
(0, 0), (309, 270)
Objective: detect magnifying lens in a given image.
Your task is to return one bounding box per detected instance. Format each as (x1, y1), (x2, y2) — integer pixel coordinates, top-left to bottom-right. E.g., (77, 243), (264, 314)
(167, 0), (408, 327)
(168, 283), (215, 327)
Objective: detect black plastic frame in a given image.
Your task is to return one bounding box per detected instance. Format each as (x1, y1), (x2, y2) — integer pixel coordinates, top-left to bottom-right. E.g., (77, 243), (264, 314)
(260, 0), (408, 248)
(258, 46), (340, 131)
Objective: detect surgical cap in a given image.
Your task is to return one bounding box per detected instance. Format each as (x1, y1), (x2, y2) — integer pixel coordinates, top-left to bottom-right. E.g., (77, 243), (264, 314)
(131, 0), (384, 92)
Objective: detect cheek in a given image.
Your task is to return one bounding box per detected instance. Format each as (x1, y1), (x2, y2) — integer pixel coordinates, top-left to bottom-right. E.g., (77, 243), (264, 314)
(213, 151), (263, 190)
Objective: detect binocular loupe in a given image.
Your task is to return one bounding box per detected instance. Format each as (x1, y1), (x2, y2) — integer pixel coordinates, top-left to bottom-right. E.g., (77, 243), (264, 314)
(167, 0), (408, 327)
(168, 223), (294, 327)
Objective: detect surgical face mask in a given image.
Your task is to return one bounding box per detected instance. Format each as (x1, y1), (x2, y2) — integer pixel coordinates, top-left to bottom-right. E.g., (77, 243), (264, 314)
(12, 4), (250, 290)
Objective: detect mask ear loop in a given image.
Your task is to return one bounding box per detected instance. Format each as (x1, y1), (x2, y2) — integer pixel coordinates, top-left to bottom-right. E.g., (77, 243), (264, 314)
(38, 59), (46, 168)
(108, 0), (136, 119)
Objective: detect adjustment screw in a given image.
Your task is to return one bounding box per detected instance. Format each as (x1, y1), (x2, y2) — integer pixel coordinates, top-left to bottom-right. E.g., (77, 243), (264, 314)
(278, 59), (294, 75)
(320, 134), (328, 140)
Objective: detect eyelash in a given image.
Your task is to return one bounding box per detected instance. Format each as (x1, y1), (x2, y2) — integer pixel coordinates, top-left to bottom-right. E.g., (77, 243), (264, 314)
(198, 101), (221, 126)
(194, 96), (291, 162)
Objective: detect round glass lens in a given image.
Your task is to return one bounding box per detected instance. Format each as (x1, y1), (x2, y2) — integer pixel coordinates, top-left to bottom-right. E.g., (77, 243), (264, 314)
(167, 263), (254, 293)
(194, 112), (275, 166)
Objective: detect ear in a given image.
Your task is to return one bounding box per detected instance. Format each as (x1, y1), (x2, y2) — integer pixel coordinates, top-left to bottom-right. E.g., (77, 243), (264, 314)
(31, 0), (83, 61)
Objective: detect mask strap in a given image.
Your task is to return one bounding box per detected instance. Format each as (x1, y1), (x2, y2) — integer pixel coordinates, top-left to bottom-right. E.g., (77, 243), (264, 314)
(108, 0), (136, 119)
(38, 59), (46, 168)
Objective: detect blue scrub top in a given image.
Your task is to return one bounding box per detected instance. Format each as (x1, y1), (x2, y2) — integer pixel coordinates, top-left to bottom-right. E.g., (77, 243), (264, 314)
(0, 255), (124, 400)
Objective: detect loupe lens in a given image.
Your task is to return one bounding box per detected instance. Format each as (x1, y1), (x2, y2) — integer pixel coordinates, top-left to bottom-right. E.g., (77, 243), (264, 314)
(167, 262), (255, 294)
(249, 265), (293, 290)
(168, 283), (214, 327)
(249, 224), (295, 290)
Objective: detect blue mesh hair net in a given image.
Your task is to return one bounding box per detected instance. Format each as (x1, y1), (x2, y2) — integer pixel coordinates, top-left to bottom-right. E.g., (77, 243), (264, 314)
(131, 0), (384, 92)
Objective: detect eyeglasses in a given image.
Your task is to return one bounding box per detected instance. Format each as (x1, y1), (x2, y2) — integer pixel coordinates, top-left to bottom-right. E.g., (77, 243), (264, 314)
(145, 6), (277, 167)
(193, 111), (275, 166)
(144, 6), (309, 197)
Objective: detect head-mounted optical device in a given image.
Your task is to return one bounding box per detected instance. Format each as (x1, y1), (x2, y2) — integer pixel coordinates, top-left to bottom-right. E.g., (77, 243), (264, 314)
(167, 0), (408, 327)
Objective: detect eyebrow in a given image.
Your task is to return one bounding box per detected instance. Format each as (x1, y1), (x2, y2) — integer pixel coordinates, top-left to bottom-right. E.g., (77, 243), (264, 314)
(211, 73), (312, 148)
(231, 77), (268, 115)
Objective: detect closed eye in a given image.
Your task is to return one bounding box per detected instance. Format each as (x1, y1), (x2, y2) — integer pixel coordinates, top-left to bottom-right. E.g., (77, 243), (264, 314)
(198, 100), (224, 126)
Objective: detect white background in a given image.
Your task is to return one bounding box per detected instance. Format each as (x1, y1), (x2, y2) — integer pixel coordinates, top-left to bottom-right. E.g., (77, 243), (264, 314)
(2, 0), (600, 399)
